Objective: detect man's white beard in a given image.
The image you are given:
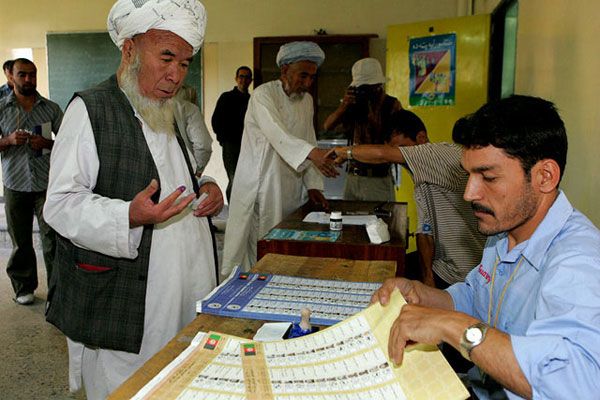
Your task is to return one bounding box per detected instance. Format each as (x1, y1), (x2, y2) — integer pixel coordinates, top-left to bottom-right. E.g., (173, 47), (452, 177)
(282, 80), (305, 102)
(120, 56), (176, 135)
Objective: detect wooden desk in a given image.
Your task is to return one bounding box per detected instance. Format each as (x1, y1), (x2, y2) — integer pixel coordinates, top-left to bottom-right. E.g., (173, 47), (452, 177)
(108, 253), (396, 399)
(258, 200), (408, 276)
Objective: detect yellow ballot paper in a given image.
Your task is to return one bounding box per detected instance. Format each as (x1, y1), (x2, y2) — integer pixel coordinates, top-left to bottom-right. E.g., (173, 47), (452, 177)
(132, 290), (469, 400)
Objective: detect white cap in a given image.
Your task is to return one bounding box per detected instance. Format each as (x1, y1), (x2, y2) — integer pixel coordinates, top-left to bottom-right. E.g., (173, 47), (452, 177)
(330, 211), (342, 219)
(350, 58), (386, 87)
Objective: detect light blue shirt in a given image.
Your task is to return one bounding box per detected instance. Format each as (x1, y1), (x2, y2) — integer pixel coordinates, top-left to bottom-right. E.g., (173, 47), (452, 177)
(447, 191), (600, 399)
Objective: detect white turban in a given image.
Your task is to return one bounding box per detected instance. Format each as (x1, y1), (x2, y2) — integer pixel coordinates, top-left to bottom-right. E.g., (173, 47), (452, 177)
(107, 0), (207, 55)
(276, 41), (325, 68)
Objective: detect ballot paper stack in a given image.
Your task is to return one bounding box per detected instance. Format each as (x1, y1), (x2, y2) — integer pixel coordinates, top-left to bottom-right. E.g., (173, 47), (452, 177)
(133, 291), (468, 400)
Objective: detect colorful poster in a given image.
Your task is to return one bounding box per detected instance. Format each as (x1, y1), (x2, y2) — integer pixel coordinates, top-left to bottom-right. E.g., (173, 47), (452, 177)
(409, 33), (456, 106)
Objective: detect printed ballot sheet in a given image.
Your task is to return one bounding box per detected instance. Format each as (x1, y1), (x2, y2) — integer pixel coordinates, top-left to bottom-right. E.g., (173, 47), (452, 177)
(198, 270), (382, 326)
(133, 291), (469, 400)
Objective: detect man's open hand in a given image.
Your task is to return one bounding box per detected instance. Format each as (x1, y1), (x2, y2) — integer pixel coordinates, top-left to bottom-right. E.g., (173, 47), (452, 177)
(129, 179), (195, 228)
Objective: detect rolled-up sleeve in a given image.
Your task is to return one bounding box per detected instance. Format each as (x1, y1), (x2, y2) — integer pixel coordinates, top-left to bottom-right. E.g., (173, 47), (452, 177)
(446, 276), (476, 316)
(510, 254), (600, 398)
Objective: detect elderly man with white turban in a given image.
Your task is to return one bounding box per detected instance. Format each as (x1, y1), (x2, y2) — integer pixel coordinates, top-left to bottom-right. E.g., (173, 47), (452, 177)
(43, 0), (223, 398)
(221, 41), (337, 275)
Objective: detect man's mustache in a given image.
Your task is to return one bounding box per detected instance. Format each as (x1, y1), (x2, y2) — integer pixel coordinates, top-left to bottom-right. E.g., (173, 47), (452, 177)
(471, 202), (495, 216)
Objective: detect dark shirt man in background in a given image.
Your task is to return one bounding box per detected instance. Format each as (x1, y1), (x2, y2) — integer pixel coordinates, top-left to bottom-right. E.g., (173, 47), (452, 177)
(0, 58), (62, 305)
(1, 59), (14, 98)
(211, 66), (252, 201)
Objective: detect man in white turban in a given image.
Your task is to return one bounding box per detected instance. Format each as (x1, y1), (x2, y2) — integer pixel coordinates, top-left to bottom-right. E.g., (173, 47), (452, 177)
(221, 41), (338, 275)
(43, 1), (223, 398)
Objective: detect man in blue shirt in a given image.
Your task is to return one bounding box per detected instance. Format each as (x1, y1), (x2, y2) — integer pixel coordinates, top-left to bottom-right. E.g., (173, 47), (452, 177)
(373, 95), (600, 399)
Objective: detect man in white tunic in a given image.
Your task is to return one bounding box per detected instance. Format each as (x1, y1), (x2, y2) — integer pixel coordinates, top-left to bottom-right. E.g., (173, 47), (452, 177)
(43, 1), (223, 398)
(221, 42), (337, 274)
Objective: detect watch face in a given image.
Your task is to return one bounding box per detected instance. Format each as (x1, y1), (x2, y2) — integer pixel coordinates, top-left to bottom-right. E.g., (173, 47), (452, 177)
(466, 327), (483, 343)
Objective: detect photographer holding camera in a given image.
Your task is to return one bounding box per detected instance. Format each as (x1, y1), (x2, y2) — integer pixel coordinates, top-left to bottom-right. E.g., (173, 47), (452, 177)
(324, 58), (402, 201)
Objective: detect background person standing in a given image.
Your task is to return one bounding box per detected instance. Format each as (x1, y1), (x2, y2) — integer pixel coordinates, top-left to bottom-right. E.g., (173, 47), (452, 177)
(0, 58), (62, 305)
(221, 42), (335, 275)
(1, 59), (14, 98)
(211, 66), (252, 201)
(324, 58), (402, 201)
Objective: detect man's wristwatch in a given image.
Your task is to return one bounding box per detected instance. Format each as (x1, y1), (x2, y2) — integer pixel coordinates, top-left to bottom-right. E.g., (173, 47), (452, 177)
(459, 322), (489, 361)
(346, 147), (353, 161)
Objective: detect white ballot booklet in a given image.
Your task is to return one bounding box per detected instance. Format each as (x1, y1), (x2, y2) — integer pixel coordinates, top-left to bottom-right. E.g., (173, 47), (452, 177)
(133, 291), (468, 400)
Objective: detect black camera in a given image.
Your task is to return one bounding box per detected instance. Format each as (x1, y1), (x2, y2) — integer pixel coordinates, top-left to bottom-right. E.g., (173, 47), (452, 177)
(349, 85), (370, 99)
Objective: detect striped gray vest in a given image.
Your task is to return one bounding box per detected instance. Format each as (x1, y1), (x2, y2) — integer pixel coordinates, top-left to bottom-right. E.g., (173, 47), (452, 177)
(46, 76), (161, 353)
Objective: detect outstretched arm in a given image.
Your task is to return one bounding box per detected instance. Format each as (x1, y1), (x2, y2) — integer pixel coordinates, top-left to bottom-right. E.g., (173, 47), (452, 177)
(327, 144), (406, 165)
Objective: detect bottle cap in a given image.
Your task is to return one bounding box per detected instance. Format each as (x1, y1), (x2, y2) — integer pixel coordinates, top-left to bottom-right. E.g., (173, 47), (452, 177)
(330, 211), (342, 220)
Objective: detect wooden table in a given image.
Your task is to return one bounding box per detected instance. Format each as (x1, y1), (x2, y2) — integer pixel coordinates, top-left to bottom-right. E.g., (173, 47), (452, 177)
(258, 200), (408, 276)
(108, 253), (396, 399)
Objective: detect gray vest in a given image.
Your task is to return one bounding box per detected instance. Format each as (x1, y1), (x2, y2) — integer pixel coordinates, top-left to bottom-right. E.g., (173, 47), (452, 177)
(46, 76), (161, 353)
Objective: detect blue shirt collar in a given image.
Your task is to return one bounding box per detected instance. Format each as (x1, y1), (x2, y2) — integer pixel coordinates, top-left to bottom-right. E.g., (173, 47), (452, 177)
(494, 190), (572, 271)
(4, 90), (43, 106)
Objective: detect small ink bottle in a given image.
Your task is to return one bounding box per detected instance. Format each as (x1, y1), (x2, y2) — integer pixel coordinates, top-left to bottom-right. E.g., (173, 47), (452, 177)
(329, 211), (342, 231)
(288, 308), (313, 339)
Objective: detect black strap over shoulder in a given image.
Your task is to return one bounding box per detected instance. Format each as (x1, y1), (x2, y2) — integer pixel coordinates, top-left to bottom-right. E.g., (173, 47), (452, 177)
(174, 126), (220, 284)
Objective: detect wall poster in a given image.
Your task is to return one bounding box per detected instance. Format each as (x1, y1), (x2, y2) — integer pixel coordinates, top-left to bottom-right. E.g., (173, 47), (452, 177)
(409, 33), (456, 106)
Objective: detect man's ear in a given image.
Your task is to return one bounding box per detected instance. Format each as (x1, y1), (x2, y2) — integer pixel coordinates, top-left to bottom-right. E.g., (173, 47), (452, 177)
(122, 38), (136, 63)
(280, 64), (289, 78)
(416, 130), (428, 144)
(533, 159), (561, 193)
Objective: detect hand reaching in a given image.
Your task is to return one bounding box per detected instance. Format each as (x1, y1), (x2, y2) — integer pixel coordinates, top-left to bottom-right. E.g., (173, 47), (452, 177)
(371, 278), (424, 306)
(308, 147), (339, 177)
(325, 147), (351, 165)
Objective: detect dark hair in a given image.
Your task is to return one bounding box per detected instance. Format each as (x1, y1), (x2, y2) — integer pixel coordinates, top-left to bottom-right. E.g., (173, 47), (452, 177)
(3, 59), (14, 73)
(236, 66), (252, 77)
(389, 109), (427, 141)
(453, 95), (567, 181)
(12, 58), (35, 70)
